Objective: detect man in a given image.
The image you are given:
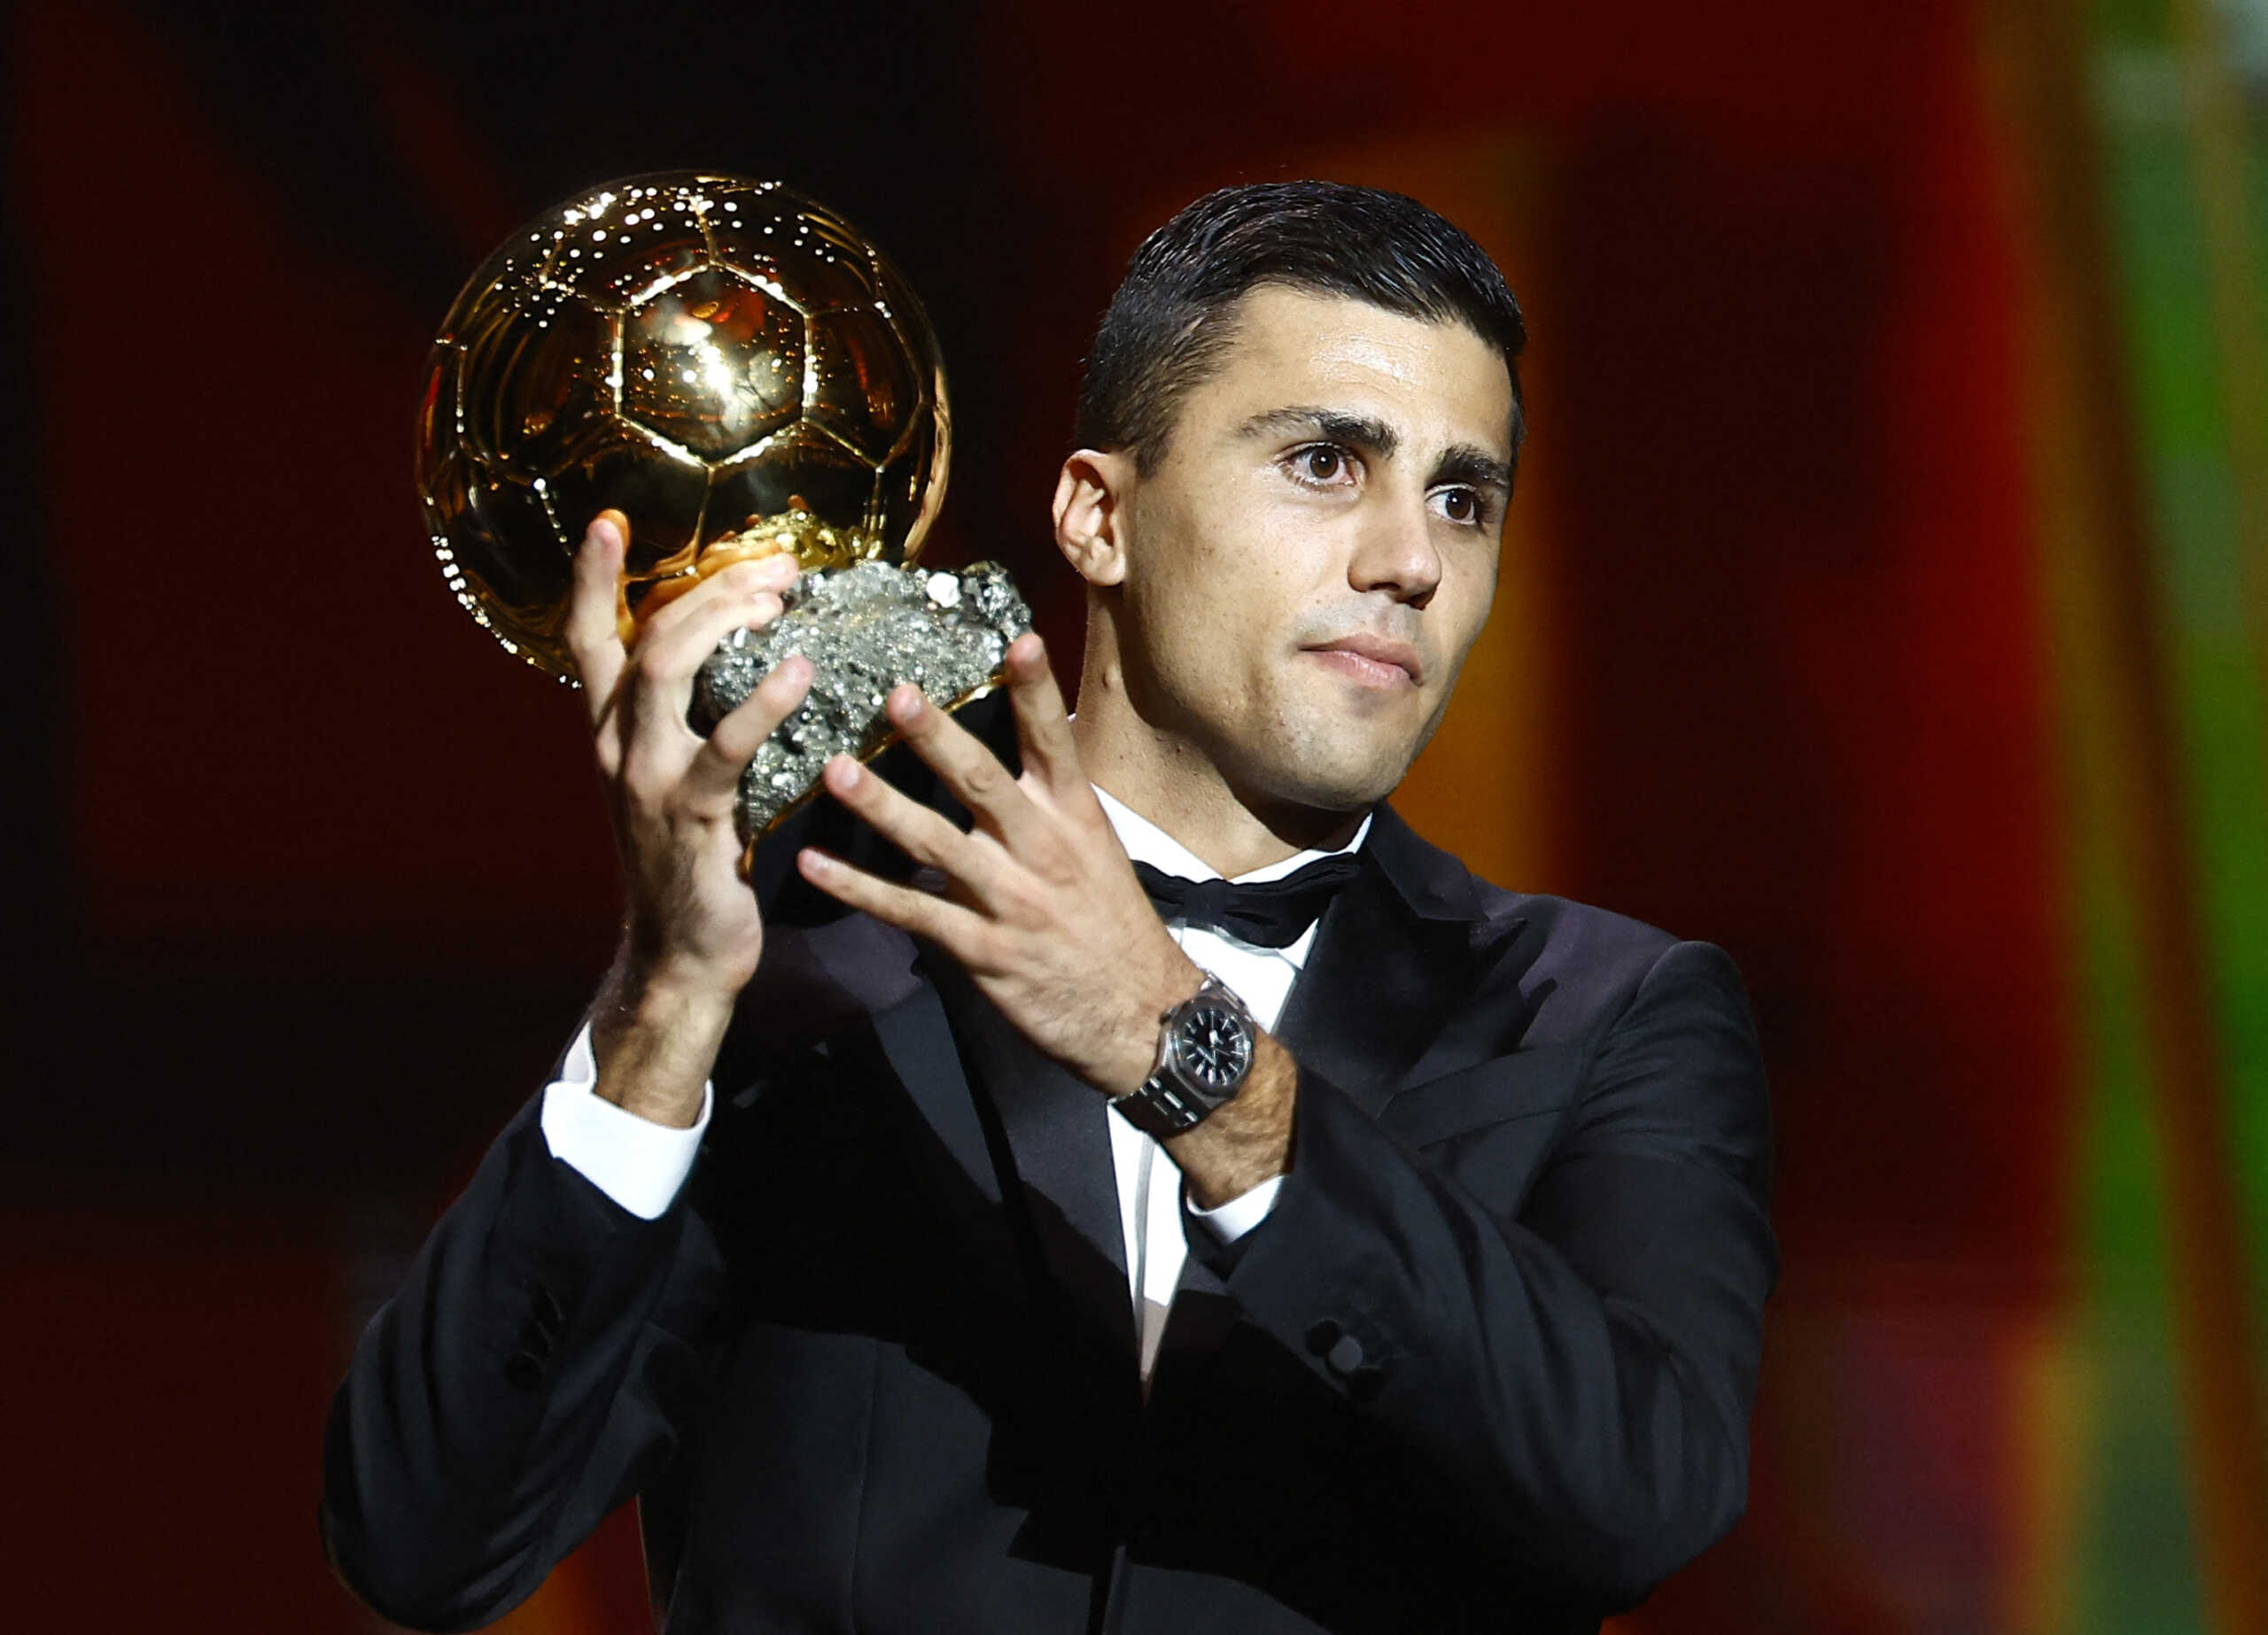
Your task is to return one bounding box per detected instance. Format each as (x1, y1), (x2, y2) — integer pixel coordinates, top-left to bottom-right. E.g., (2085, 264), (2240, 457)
(322, 182), (1775, 1634)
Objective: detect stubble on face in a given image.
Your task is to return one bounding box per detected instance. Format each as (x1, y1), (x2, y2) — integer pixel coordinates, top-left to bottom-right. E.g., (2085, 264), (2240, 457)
(1089, 286), (1515, 850)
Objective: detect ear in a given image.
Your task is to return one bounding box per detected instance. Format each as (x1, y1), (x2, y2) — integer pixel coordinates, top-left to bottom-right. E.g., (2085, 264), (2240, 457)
(1052, 448), (1136, 588)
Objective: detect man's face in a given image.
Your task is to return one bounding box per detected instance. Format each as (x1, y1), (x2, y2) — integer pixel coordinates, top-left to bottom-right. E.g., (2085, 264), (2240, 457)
(1110, 285), (1515, 814)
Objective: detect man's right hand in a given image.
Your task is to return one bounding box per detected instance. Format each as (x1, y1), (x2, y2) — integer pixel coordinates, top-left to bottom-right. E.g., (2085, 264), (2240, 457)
(563, 510), (814, 1127)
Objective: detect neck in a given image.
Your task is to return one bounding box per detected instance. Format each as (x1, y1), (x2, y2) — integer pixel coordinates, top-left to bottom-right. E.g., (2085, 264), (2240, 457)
(1072, 640), (1366, 879)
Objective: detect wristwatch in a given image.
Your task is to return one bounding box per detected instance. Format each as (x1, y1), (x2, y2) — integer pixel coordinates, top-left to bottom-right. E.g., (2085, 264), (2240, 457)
(1111, 975), (1259, 1139)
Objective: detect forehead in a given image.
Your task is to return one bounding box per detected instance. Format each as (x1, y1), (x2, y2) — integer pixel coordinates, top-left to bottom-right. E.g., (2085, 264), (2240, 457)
(1182, 285), (1515, 456)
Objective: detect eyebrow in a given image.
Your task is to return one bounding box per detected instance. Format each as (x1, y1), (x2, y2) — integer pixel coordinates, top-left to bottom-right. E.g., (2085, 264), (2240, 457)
(1236, 406), (1399, 459)
(1431, 443), (1515, 499)
(1236, 405), (1511, 497)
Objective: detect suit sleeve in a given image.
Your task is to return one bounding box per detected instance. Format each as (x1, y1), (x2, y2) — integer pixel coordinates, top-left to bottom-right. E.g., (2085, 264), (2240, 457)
(319, 1092), (729, 1631)
(1199, 938), (1775, 1610)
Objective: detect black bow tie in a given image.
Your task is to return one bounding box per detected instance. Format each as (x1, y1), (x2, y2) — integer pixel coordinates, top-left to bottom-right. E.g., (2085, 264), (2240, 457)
(1132, 853), (1363, 949)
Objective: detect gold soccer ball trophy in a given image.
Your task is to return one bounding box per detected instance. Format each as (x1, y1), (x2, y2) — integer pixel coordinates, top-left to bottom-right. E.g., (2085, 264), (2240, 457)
(417, 172), (1029, 849)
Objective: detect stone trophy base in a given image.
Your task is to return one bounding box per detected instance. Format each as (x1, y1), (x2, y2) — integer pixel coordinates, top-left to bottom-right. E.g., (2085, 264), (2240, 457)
(687, 559), (1032, 862)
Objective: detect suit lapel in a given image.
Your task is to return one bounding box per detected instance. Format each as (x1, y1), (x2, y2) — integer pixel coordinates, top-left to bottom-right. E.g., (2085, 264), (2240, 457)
(865, 974), (1001, 1204)
(1275, 804), (1527, 1115)
(767, 825), (1134, 1375)
(1150, 809), (1534, 1410)
(920, 954), (1138, 1360)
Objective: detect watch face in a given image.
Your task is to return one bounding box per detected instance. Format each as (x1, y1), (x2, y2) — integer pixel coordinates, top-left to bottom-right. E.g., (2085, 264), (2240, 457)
(1173, 1003), (1254, 1093)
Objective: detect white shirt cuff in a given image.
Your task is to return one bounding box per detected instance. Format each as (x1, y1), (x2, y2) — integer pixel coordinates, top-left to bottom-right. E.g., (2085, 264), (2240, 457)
(1185, 1174), (1284, 1244)
(537, 1021), (712, 1221)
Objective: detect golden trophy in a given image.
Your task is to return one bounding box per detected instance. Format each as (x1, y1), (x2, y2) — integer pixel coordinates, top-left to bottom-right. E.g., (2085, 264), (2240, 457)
(417, 172), (1029, 847)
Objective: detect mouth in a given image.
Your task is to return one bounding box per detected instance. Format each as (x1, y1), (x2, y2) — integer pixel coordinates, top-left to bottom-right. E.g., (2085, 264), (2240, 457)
(1302, 632), (1424, 689)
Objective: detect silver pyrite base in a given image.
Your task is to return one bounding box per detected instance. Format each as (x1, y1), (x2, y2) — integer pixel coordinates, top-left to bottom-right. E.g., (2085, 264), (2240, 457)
(688, 560), (1032, 847)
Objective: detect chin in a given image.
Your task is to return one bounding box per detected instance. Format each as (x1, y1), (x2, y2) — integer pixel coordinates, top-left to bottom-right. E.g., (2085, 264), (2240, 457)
(1243, 737), (1414, 815)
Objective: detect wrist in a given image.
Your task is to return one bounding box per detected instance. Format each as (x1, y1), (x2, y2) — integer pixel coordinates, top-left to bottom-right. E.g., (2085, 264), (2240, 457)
(1097, 946), (1207, 1099)
(1169, 1033), (1295, 1208)
(590, 955), (738, 1128)
(1110, 968), (1268, 1149)
(613, 918), (757, 1003)
(619, 949), (748, 1017)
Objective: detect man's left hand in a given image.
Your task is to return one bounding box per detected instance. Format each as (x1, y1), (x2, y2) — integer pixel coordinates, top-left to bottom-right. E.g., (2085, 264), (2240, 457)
(795, 633), (1199, 1099)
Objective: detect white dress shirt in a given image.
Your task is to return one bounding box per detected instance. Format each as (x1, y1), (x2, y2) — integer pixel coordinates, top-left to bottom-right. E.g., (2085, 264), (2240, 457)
(539, 788), (1369, 1377)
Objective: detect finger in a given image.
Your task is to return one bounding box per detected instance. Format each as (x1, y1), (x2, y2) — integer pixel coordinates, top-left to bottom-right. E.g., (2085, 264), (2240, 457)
(680, 655), (814, 812)
(626, 568), (795, 741)
(638, 548), (799, 649)
(796, 845), (989, 953)
(638, 562), (788, 681)
(884, 684), (1042, 848)
(819, 753), (1004, 895)
(1002, 632), (1084, 802)
(563, 511), (629, 724)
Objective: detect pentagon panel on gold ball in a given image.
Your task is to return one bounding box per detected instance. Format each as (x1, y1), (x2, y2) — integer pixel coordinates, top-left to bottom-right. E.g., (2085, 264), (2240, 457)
(416, 172), (1025, 848)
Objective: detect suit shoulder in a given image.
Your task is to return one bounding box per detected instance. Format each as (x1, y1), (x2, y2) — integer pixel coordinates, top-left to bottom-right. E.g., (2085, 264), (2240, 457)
(1507, 891), (1682, 973)
(1379, 811), (1742, 1036)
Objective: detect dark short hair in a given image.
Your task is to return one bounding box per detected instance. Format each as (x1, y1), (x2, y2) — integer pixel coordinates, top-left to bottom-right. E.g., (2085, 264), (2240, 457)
(1075, 181), (1527, 477)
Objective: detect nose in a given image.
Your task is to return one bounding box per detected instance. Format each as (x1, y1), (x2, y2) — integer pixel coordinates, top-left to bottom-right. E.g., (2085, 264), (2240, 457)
(1348, 492), (1441, 609)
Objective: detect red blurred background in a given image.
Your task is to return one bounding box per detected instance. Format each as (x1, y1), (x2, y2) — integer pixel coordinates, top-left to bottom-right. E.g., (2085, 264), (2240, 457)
(9, 0), (2266, 1630)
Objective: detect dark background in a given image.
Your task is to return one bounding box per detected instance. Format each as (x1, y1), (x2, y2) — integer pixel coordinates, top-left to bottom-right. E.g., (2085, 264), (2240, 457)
(10, 1), (2265, 1630)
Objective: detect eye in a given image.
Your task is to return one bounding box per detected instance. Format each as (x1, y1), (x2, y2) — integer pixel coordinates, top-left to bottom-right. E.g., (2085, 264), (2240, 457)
(1430, 486), (1488, 528)
(1285, 443), (1355, 487)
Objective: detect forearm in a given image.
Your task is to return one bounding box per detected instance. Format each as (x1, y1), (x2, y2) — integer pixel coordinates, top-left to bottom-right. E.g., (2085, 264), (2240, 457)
(323, 513), (793, 1625)
(590, 950), (740, 1128)
(1166, 1031), (1295, 1208)
(1233, 1074), (1767, 1601)
(1197, 942), (1776, 1607)
(321, 1096), (696, 1628)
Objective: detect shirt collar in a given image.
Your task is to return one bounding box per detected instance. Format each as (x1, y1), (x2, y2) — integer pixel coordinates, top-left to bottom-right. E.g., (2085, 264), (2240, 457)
(1091, 785), (1372, 885)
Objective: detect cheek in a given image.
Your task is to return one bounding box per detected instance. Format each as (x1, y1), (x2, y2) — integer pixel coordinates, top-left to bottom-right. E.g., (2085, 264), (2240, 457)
(1227, 510), (1347, 637)
(1438, 552), (1499, 653)
(1123, 481), (1356, 706)
(1153, 518), (1310, 639)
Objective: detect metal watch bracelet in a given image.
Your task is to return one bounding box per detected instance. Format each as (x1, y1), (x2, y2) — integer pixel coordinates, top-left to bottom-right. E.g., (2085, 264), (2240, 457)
(1110, 975), (1256, 1140)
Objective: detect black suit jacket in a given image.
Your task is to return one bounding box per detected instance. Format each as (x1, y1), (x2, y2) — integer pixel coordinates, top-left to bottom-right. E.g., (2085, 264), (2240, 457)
(321, 803), (1775, 1634)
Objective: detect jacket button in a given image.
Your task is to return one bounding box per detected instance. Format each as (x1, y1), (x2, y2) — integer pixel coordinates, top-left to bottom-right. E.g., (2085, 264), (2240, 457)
(1303, 1320), (1342, 1358)
(1325, 1334), (1365, 1377)
(503, 1351), (544, 1391)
